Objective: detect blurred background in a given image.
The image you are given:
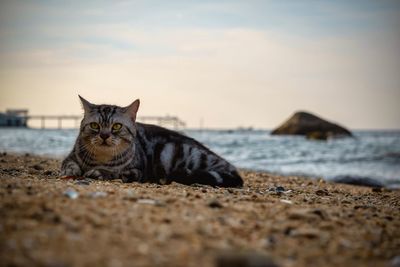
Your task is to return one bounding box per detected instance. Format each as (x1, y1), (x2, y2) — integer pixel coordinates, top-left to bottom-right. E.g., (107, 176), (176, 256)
(0, 1), (399, 187)
(0, 0), (399, 129)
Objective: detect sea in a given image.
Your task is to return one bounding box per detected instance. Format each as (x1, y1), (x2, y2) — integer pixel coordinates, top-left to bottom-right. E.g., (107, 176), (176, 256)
(1, 128), (400, 188)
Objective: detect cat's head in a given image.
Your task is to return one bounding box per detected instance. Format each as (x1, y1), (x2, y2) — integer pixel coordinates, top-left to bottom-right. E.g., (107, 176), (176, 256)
(78, 95), (140, 151)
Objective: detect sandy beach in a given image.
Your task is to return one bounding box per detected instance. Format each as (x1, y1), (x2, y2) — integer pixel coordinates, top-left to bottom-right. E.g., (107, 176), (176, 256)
(0, 153), (399, 267)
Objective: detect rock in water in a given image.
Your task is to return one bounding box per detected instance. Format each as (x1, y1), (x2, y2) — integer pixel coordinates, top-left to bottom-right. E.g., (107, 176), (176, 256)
(271, 111), (352, 139)
(332, 176), (384, 188)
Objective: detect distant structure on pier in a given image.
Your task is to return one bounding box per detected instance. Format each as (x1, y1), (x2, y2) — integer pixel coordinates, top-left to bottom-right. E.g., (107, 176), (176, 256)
(0, 109), (186, 130)
(0, 109), (28, 127)
(138, 116), (186, 129)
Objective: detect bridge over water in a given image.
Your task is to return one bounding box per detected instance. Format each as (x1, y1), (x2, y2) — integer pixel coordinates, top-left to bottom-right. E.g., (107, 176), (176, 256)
(0, 109), (186, 130)
(26, 115), (186, 130)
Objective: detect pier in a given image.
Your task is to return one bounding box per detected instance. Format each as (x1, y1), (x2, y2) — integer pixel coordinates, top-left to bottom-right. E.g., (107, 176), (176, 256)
(1, 109), (186, 130)
(26, 115), (82, 129)
(27, 115), (186, 129)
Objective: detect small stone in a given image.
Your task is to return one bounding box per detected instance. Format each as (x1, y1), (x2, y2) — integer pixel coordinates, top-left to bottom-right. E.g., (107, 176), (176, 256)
(280, 199), (292, 205)
(275, 186), (285, 193)
(162, 218), (172, 224)
(261, 235), (277, 248)
(63, 188), (79, 199)
(137, 199), (165, 206)
(288, 208), (328, 220)
(315, 189), (330, 196)
(208, 199), (223, 208)
(137, 199), (156, 205)
(372, 187), (382, 193)
(32, 164), (44, 171)
(26, 185), (35, 195)
(4, 167), (21, 174)
(353, 204), (376, 210)
(122, 189), (137, 201)
(269, 186), (292, 195)
(44, 170), (54, 175)
(75, 179), (91, 186)
(216, 250), (278, 267)
(290, 228), (321, 239)
(312, 209), (329, 219)
(391, 255), (400, 267)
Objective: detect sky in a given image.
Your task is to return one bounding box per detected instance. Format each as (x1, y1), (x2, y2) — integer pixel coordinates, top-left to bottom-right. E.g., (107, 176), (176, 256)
(0, 0), (399, 129)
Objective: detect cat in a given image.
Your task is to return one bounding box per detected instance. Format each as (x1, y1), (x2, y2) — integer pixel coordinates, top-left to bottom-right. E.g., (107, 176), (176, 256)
(61, 96), (244, 187)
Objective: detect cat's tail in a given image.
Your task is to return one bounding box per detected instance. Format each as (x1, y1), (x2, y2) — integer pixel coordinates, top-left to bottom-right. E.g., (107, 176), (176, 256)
(166, 170), (244, 188)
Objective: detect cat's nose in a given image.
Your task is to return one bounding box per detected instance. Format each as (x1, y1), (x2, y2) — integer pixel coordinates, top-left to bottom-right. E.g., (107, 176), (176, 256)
(100, 132), (111, 140)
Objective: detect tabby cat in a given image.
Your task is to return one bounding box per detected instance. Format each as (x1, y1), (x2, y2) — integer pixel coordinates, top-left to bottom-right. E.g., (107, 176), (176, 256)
(61, 96), (243, 187)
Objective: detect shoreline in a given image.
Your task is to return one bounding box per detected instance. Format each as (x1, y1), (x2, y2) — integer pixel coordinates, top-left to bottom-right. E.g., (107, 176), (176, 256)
(1, 151), (395, 189)
(0, 153), (399, 267)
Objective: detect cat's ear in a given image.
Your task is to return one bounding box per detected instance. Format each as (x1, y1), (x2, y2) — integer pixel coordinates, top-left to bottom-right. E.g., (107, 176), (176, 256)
(125, 99), (140, 122)
(78, 95), (94, 114)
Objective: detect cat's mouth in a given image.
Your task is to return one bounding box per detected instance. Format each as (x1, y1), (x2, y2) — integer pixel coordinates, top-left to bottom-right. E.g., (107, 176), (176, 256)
(92, 137), (118, 148)
(99, 142), (112, 147)
(96, 139), (114, 147)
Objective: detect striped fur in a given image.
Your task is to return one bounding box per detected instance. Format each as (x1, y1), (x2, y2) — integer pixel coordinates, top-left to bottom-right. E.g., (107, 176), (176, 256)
(61, 96), (243, 187)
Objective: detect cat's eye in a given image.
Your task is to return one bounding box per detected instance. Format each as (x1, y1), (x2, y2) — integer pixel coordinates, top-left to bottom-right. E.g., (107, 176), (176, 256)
(90, 122), (100, 130)
(112, 123), (122, 131)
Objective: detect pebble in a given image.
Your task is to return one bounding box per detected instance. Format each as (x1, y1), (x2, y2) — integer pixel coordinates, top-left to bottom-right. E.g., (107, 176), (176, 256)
(288, 208), (328, 220)
(215, 251), (279, 267)
(122, 189), (137, 201)
(32, 164), (44, 171)
(261, 236), (277, 248)
(269, 186), (292, 195)
(315, 189), (330, 196)
(3, 167), (21, 174)
(75, 179), (91, 186)
(280, 199), (293, 205)
(391, 255), (400, 267)
(275, 186), (285, 193)
(290, 228), (321, 239)
(372, 187), (382, 193)
(208, 199), (223, 208)
(44, 170), (55, 175)
(137, 198), (165, 206)
(63, 188), (79, 199)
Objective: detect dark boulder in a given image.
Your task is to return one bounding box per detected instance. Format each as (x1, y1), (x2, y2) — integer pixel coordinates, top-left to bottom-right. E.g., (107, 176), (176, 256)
(332, 176), (384, 188)
(271, 111), (352, 139)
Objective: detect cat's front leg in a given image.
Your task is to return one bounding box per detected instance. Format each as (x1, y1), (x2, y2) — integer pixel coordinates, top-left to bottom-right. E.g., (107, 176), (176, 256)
(121, 168), (143, 183)
(61, 159), (82, 177)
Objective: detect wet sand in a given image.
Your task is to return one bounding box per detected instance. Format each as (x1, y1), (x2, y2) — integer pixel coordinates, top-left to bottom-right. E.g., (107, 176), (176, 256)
(0, 153), (399, 267)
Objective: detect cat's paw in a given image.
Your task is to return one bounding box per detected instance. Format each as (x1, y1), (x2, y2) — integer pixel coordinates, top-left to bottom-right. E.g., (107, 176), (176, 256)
(83, 168), (117, 181)
(83, 169), (107, 180)
(61, 161), (82, 177)
(121, 168), (142, 183)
